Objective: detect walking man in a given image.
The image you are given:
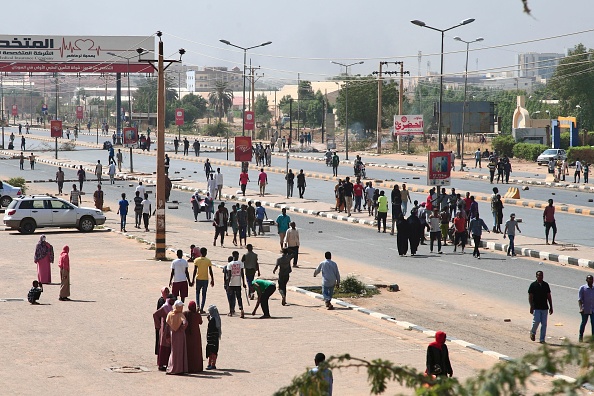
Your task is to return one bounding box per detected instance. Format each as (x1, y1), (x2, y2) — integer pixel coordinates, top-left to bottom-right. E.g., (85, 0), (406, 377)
(241, 244), (260, 299)
(469, 213), (490, 258)
(29, 153), (35, 170)
(343, 177), (354, 217)
(77, 165), (86, 191)
(401, 184), (411, 215)
(575, 158), (583, 183)
(169, 249), (191, 303)
(183, 137), (189, 156)
(93, 184), (104, 210)
(173, 137), (179, 154)
(543, 199), (557, 245)
(297, 169), (306, 198)
(117, 193), (129, 232)
(503, 213), (521, 256)
(286, 169), (295, 197)
(258, 168), (268, 197)
(273, 248), (293, 306)
(95, 160), (103, 184)
(215, 168), (224, 200)
(314, 252), (340, 310)
(191, 247), (214, 314)
(56, 167), (65, 195)
(108, 161), (116, 184)
(225, 251), (246, 318)
(213, 203), (228, 247)
(116, 149), (123, 172)
(239, 169), (249, 196)
(331, 152), (339, 177)
(578, 275), (594, 342)
(133, 191), (143, 229)
(141, 193), (152, 232)
(475, 148), (481, 168)
(377, 191), (388, 233)
(284, 221), (300, 267)
(204, 159), (213, 180)
(19, 152), (24, 170)
(70, 184), (81, 206)
(529, 270), (553, 343)
(276, 208), (291, 251)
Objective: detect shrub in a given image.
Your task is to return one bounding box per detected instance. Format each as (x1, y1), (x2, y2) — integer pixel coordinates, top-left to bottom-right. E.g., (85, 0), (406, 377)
(338, 275), (378, 296)
(7, 177), (26, 193)
(203, 121), (231, 137)
(491, 134), (516, 157)
(512, 143), (549, 161)
(567, 146), (594, 164)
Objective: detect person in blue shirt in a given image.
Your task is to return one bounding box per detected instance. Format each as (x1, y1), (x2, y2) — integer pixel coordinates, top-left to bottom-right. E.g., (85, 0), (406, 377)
(469, 213), (490, 259)
(308, 353), (333, 395)
(275, 208), (291, 251)
(117, 192), (129, 232)
(255, 202), (268, 235)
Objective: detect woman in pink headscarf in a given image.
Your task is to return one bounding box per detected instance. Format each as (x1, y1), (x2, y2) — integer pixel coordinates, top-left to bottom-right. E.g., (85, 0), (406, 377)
(34, 235), (54, 284)
(184, 301), (203, 373)
(58, 246), (70, 301)
(425, 331), (453, 377)
(166, 300), (188, 375)
(154, 287), (170, 355)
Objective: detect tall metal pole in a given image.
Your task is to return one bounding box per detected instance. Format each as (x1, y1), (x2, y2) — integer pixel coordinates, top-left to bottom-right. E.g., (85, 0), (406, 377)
(438, 30), (445, 152)
(460, 41), (470, 171)
(1, 74), (4, 149)
(345, 80), (349, 160)
(155, 39), (167, 260)
(242, 49), (246, 136)
(55, 73), (59, 159)
(376, 62), (383, 154)
(127, 57), (134, 173)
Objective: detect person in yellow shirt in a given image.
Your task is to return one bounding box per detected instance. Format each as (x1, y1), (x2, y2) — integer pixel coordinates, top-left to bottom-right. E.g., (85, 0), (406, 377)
(377, 191), (388, 233)
(191, 247), (215, 314)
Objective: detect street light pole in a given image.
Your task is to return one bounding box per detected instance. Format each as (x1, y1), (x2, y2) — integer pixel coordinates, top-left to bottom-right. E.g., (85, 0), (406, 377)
(331, 60), (364, 160)
(454, 36), (483, 171)
(411, 18), (475, 152)
(219, 39), (272, 137)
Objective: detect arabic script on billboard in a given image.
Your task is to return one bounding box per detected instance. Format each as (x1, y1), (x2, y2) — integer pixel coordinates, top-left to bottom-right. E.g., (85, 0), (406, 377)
(234, 136), (252, 162)
(394, 115), (424, 135)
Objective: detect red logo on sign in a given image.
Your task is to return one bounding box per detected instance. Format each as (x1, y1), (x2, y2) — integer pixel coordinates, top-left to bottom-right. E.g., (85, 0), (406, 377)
(50, 120), (63, 138)
(11, 105), (18, 116)
(76, 106), (84, 120)
(244, 111), (255, 131)
(234, 136), (252, 162)
(175, 108), (184, 126)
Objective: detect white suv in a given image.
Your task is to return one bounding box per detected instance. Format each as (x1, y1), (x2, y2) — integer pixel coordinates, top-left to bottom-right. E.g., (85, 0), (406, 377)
(0, 181), (23, 207)
(3, 195), (106, 234)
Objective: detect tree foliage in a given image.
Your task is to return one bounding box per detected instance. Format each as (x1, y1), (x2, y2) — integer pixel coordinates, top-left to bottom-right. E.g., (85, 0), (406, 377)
(548, 43), (594, 131)
(132, 76), (178, 125)
(275, 340), (594, 395)
(209, 80), (234, 121)
(254, 94), (271, 123)
(278, 87), (330, 129)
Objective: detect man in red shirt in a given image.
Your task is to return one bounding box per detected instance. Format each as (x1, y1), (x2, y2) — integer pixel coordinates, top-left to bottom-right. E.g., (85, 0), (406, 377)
(257, 168), (268, 197)
(452, 211), (467, 253)
(239, 171), (250, 196)
(543, 199), (557, 245)
(426, 188), (435, 211)
(353, 178), (364, 213)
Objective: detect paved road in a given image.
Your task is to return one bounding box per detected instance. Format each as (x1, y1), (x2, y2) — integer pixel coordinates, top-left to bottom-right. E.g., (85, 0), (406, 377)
(0, 158), (591, 360)
(9, 142), (593, 248)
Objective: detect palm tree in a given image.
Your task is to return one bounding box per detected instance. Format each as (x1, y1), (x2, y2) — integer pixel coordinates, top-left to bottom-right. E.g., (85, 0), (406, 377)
(208, 81), (234, 121)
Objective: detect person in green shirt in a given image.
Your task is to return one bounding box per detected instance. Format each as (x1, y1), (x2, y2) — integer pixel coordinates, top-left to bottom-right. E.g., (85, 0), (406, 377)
(377, 191), (388, 233)
(251, 279), (276, 319)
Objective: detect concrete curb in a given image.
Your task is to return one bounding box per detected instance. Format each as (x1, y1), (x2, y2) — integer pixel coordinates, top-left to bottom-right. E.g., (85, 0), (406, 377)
(480, 240), (594, 268)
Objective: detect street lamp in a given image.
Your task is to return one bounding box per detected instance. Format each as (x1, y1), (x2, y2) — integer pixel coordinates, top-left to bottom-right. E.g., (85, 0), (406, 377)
(411, 18), (475, 152)
(107, 51), (146, 127)
(453, 35), (483, 170)
(331, 60), (364, 160)
(219, 39), (272, 137)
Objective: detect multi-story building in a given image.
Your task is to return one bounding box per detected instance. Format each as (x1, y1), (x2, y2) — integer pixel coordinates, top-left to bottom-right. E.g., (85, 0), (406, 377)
(517, 52), (564, 81)
(183, 66), (242, 92)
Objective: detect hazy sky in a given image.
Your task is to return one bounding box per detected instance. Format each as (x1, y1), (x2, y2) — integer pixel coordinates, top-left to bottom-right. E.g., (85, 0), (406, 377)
(3, 0), (594, 86)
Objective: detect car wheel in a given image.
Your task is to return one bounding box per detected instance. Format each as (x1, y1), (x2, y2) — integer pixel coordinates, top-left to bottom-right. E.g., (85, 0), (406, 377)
(79, 216), (96, 232)
(20, 219), (36, 234)
(0, 195), (12, 207)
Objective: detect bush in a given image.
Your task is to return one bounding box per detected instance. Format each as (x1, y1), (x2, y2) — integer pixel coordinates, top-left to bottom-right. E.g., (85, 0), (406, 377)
(567, 146), (594, 164)
(512, 143), (548, 161)
(203, 121), (231, 137)
(491, 134), (516, 157)
(7, 177), (26, 193)
(338, 275), (378, 297)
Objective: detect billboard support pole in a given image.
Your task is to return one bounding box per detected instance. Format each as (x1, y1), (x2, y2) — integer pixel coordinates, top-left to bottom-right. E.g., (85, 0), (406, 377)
(55, 137), (58, 159)
(130, 147), (134, 173)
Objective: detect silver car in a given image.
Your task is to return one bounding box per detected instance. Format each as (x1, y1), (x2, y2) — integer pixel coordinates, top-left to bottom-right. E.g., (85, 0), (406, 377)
(0, 181), (23, 207)
(3, 195), (106, 234)
(536, 149), (567, 166)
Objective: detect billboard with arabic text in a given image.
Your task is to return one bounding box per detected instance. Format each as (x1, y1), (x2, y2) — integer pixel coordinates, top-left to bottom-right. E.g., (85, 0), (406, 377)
(0, 35), (155, 73)
(394, 115), (424, 135)
(234, 136), (252, 162)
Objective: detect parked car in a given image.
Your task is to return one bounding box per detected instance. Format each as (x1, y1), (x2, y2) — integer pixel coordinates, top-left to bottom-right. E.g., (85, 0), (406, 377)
(3, 195), (106, 234)
(0, 181), (23, 207)
(536, 149), (567, 166)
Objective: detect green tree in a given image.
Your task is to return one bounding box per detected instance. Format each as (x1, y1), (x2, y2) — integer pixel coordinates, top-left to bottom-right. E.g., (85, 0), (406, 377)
(549, 43), (594, 131)
(254, 94), (271, 123)
(335, 76), (400, 134)
(208, 80), (234, 121)
(132, 76), (178, 125)
(181, 93), (208, 122)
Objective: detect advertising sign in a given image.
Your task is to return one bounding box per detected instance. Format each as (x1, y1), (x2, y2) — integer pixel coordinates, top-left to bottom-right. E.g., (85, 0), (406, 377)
(175, 108), (184, 126)
(244, 111), (255, 131)
(11, 104), (17, 116)
(41, 104), (48, 114)
(123, 127), (138, 145)
(427, 151), (451, 186)
(394, 114), (424, 135)
(50, 120), (63, 138)
(234, 136), (252, 162)
(0, 35), (155, 73)
(76, 105), (83, 120)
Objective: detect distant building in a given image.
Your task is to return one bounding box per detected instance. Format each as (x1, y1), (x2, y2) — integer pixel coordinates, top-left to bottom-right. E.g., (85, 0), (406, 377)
(184, 66), (242, 92)
(517, 52), (564, 81)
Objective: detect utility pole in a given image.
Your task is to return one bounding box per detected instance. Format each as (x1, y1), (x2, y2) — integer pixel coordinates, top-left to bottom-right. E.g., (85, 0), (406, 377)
(372, 62), (404, 154)
(249, 65), (260, 139)
(137, 31), (184, 260)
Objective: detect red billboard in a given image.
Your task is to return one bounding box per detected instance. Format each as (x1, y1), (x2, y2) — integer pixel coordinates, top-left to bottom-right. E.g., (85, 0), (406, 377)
(123, 127), (138, 145)
(175, 108), (184, 126)
(244, 111), (255, 131)
(11, 105), (17, 116)
(427, 151), (452, 186)
(76, 106), (84, 120)
(234, 136), (252, 162)
(50, 120), (63, 138)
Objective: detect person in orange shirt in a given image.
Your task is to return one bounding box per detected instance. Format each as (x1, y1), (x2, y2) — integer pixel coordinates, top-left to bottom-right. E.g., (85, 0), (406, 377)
(452, 211), (467, 253)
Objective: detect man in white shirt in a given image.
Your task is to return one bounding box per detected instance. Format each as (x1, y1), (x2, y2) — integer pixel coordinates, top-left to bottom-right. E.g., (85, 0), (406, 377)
(141, 193), (152, 232)
(136, 181), (146, 198)
(575, 159), (583, 183)
(215, 168), (224, 200)
(169, 249), (191, 302)
(225, 250), (246, 318)
(108, 161), (117, 185)
(95, 160), (103, 184)
(207, 173), (217, 200)
(284, 221), (300, 267)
